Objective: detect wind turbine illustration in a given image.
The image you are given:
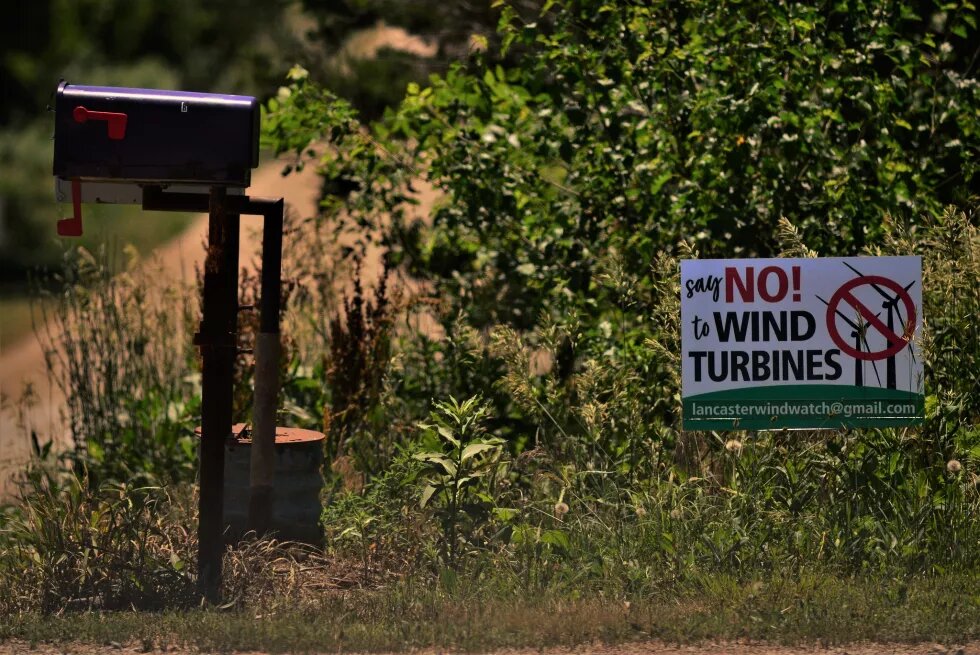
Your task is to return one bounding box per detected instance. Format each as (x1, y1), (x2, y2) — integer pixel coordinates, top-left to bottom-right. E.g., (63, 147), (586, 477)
(842, 262), (916, 389)
(817, 294), (882, 387)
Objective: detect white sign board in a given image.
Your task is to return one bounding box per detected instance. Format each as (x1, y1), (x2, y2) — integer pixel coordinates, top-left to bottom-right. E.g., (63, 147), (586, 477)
(681, 257), (923, 430)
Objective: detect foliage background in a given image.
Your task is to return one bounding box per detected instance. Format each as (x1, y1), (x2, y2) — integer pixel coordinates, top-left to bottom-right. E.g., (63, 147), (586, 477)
(262, 0), (980, 577)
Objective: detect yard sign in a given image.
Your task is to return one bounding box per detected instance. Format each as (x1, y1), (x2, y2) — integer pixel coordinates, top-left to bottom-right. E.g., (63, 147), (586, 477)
(681, 257), (923, 430)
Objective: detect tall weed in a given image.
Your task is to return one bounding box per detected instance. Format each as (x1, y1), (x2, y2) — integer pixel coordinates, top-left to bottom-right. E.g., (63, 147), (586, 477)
(0, 468), (194, 613)
(37, 245), (198, 486)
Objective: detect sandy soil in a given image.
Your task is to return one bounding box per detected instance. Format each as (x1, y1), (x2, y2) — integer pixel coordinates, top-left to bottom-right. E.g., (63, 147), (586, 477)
(0, 160), (321, 498)
(0, 640), (977, 655)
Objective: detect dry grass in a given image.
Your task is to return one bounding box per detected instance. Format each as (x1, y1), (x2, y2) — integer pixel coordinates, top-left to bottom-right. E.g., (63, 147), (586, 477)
(1, 572), (979, 652)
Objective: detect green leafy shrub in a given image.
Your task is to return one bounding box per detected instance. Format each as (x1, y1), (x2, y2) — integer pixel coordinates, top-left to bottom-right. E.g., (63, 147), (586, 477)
(322, 448), (430, 577)
(255, 0), (980, 583)
(266, 0), (979, 328)
(262, 1), (980, 500)
(415, 395), (507, 565)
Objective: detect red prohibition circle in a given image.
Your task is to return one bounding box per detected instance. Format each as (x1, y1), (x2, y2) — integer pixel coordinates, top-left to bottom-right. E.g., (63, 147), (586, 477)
(826, 275), (916, 361)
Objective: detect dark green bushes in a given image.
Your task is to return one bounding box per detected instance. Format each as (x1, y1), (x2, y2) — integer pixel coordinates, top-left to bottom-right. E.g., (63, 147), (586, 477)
(258, 0), (980, 582)
(267, 0), (979, 323)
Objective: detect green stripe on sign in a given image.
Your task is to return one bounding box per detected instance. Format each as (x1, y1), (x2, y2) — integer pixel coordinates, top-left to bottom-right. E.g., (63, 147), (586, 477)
(683, 385), (924, 431)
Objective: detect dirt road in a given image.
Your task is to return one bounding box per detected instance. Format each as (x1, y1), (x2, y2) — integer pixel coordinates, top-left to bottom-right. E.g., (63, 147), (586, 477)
(0, 160), (321, 497)
(0, 639), (977, 655)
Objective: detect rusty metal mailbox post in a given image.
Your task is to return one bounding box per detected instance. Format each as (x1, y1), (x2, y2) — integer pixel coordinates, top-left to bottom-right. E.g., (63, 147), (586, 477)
(52, 81), (284, 601)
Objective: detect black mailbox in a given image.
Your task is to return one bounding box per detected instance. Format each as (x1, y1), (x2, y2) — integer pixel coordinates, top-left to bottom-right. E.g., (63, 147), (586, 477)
(54, 81), (259, 185)
(53, 82), (260, 235)
(49, 81), (291, 597)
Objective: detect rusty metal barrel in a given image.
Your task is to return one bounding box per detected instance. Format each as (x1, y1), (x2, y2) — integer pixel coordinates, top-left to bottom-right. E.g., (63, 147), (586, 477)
(197, 424), (325, 543)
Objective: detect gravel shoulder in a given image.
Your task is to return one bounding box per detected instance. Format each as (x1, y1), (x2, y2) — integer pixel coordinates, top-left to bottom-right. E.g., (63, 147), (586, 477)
(1, 640), (978, 655)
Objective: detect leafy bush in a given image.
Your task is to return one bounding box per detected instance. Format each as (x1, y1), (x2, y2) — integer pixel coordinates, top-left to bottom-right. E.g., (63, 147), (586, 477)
(262, 1), (980, 500)
(266, 0), (979, 332)
(307, 207), (980, 581)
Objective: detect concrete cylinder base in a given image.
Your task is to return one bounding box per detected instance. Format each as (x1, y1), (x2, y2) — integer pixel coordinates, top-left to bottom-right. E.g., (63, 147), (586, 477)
(197, 424), (325, 544)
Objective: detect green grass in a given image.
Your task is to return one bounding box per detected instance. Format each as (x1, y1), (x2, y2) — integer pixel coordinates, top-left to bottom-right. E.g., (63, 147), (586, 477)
(1, 573), (978, 652)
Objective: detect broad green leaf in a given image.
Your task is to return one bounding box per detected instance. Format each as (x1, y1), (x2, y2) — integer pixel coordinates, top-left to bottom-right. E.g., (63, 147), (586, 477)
(339, 526), (361, 539)
(461, 442), (500, 462)
(437, 425), (461, 447)
(420, 484), (438, 508)
(493, 507), (519, 522)
(541, 529), (571, 550)
(414, 452), (458, 476)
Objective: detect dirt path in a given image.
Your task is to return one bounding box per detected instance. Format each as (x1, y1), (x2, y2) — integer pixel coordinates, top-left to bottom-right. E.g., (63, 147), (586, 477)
(0, 160), (321, 497)
(0, 640), (977, 655)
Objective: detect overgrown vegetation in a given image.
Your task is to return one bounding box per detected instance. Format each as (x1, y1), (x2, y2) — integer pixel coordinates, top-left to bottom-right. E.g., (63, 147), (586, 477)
(2, 0), (980, 649)
(0, 470), (195, 614)
(34, 246), (200, 488)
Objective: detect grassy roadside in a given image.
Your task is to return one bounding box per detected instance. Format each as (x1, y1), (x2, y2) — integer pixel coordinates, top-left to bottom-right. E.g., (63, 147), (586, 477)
(2, 573), (978, 652)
